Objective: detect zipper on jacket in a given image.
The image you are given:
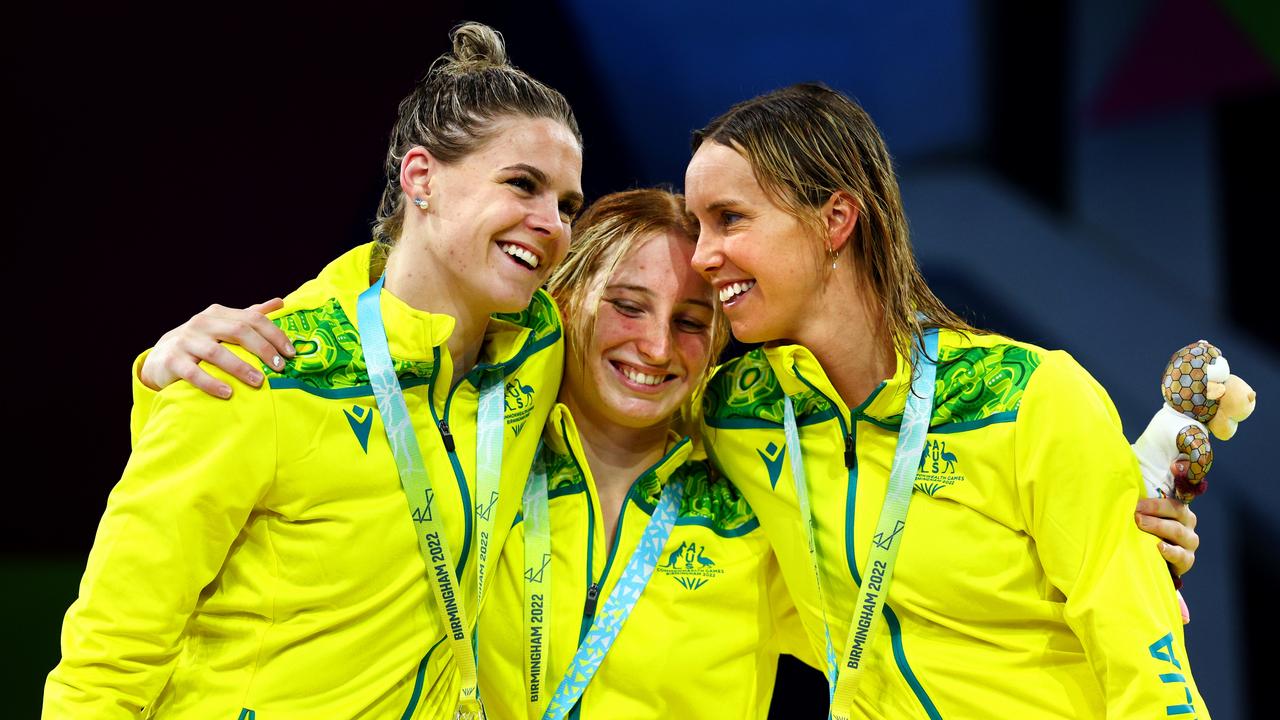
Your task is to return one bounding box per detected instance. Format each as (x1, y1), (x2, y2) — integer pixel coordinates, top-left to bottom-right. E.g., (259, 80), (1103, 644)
(423, 347), (475, 575)
(564, 435), (690, 719)
(793, 368), (856, 469)
(438, 420), (456, 453)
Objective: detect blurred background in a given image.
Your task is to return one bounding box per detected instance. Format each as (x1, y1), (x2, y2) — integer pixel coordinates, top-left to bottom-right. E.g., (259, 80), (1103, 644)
(5, 1), (1276, 717)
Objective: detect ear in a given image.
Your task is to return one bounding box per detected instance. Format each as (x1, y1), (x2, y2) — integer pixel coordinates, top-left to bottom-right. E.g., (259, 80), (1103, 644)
(822, 190), (860, 254)
(399, 146), (437, 203)
(1206, 381), (1227, 401)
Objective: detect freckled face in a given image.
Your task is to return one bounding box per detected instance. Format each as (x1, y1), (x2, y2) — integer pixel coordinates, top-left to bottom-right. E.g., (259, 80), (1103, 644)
(423, 116), (584, 314)
(565, 231), (715, 431)
(686, 141), (823, 344)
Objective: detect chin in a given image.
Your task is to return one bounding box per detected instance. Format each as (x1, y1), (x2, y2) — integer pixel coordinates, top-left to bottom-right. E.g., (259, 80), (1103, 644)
(606, 398), (678, 431)
(727, 320), (772, 345)
(487, 286), (540, 314)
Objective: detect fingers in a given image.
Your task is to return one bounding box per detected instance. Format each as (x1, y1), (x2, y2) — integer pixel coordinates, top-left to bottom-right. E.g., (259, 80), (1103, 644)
(1134, 509), (1199, 577)
(198, 339), (266, 388)
(1135, 512), (1199, 550)
(191, 305), (293, 369)
(241, 299), (296, 360)
(1135, 496), (1197, 530)
(1158, 538), (1196, 577)
(143, 300), (295, 399)
(176, 356), (233, 400)
(211, 317), (288, 371)
(247, 297), (285, 314)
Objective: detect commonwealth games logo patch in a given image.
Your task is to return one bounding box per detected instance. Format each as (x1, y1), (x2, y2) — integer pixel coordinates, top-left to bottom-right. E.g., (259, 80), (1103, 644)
(915, 439), (966, 496)
(656, 541), (724, 591)
(504, 377), (535, 435)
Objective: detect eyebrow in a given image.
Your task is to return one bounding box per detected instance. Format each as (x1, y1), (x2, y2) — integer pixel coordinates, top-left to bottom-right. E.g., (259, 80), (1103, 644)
(607, 284), (714, 311)
(505, 163), (585, 209)
(701, 199), (745, 214)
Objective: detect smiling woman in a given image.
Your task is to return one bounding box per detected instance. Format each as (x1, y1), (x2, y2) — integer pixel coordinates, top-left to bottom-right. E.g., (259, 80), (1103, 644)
(45, 22), (580, 720)
(474, 188), (810, 719)
(689, 83), (1207, 719)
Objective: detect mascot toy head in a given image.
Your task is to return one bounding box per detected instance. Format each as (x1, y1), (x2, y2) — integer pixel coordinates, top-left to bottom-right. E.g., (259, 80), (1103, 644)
(1160, 340), (1256, 441)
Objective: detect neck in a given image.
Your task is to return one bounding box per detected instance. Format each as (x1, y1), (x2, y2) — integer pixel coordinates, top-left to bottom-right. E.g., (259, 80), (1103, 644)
(558, 382), (672, 549)
(788, 268), (897, 407)
(383, 240), (488, 386)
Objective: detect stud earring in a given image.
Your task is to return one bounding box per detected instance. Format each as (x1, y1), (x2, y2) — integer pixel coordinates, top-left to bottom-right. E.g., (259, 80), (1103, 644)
(413, 197), (429, 211)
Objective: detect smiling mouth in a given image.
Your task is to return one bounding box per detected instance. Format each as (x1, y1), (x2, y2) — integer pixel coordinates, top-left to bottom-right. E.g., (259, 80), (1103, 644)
(719, 280), (755, 305)
(613, 361), (674, 388)
(499, 242), (539, 270)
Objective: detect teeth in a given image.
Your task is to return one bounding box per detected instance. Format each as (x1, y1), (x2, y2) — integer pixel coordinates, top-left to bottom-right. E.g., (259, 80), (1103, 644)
(621, 366), (667, 386)
(719, 280), (756, 303)
(500, 243), (539, 269)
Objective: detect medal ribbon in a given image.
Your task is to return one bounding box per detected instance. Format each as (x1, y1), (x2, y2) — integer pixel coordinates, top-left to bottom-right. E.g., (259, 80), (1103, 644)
(528, 476), (685, 720)
(522, 445), (552, 718)
(358, 276), (503, 720)
(784, 327), (938, 720)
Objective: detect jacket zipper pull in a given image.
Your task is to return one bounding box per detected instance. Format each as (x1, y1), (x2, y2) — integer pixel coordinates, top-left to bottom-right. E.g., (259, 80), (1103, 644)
(844, 432), (856, 469)
(438, 420), (456, 453)
(583, 582), (600, 618)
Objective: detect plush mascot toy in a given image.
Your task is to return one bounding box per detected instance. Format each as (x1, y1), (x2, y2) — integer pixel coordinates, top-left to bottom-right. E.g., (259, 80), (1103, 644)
(1132, 340), (1256, 620)
(1133, 340), (1257, 504)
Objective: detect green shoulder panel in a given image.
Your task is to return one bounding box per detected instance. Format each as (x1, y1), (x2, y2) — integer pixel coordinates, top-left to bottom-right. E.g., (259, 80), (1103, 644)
(931, 344), (1041, 426)
(675, 462), (758, 535)
(703, 350), (830, 428)
(493, 290), (561, 345)
(544, 446), (586, 495)
(882, 343), (1043, 428)
(635, 461), (760, 537)
(267, 297), (435, 392)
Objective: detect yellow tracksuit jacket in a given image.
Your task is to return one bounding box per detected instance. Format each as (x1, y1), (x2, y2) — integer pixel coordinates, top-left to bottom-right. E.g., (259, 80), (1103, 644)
(701, 330), (1208, 719)
(44, 242), (563, 719)
(479, 404), (812, 719)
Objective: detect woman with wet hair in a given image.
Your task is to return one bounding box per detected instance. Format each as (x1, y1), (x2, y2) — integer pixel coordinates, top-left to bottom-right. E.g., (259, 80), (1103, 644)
(686, 83), (1206, 719)
(45, 23), (582, 720)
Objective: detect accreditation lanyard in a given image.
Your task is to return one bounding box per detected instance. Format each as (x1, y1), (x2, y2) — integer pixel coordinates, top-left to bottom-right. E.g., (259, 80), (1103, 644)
(357, 276), (504, 720)
(783, 327), (938, 720)
(522, 457), (685, 720)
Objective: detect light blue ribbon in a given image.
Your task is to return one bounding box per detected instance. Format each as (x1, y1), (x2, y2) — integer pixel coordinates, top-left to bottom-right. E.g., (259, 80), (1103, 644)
(522, 445), (552, 716)
(540, 480), (685, 719)
(784, 327), (938, 719)
(358, 276), (499, 719)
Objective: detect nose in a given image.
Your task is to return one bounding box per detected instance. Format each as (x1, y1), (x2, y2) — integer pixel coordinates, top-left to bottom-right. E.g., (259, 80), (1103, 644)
(636, 316), (673, 364)
(526, 194), (565, 240)
(690, 229), (722, 279)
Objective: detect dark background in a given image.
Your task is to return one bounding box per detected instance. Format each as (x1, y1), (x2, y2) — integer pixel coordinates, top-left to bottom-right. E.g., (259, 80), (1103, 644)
(6, 1), (1277, 717)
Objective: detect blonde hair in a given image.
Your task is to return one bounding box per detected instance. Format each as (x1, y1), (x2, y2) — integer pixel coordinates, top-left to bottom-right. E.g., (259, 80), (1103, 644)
(693, 83), (975, 365)
(371, 22), (581, 264)
(547, 188), (728, 386)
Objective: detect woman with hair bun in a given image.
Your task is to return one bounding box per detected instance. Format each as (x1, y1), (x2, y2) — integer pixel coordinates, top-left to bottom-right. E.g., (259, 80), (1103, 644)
(687, 83), (1207, 719)
(45, 23), (582, 720)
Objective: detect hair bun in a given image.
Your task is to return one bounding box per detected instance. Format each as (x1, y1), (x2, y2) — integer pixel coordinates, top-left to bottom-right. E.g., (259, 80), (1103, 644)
(449, 22), (509, 68)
